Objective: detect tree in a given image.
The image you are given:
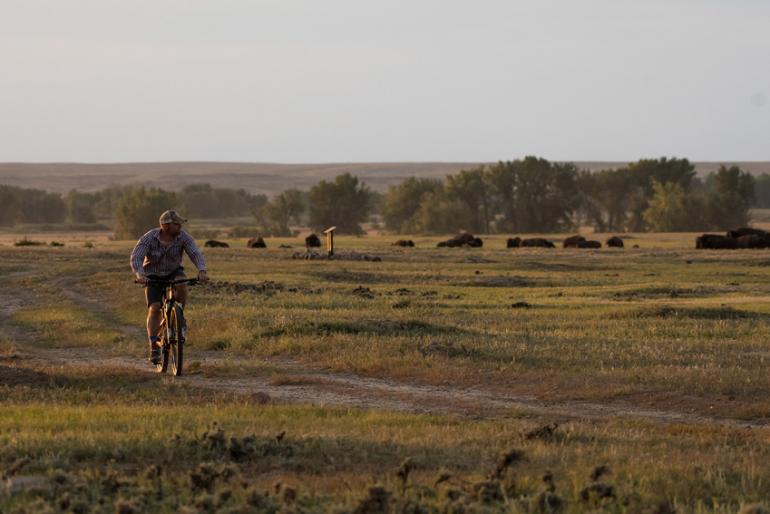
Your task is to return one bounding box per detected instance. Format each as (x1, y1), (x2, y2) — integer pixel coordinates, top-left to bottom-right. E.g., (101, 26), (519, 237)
(382, 178), (443, 233)
(577, 168), (635, 232)
(368, 191), (385, 217)
(26, 189), (66, 224)
(178, 184), (267, 219)
(213, 187), (267, 218)
(487, 156), (579, 233)
(486, 160), (518, 232)
(704, 165), (755, 229)
(625, 157), (696, 231)
(0, 186), (23, 226)
(642, 181), (691, 232)
(257, 189), (306, 236)
(445, 167), (493, 234)
(412, 190), (474, 234)
(64, 190), (97, 223)
(113, 187), (178, 240)
(308, 174), (371, 234)
(753, 173), (770, 208)
(91, 186), (133, 221)
(0, 185), (66, 225)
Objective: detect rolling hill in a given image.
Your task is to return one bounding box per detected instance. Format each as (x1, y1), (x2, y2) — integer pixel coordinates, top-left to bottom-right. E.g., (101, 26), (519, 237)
(1, 161), (768, 196)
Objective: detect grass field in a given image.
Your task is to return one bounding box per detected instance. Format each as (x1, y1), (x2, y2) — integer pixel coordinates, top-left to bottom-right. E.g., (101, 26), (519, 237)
(3, 233), (770, 513)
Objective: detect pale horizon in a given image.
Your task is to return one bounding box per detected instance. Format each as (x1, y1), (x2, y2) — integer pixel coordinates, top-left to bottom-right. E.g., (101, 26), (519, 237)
(3, 159), (770, 166)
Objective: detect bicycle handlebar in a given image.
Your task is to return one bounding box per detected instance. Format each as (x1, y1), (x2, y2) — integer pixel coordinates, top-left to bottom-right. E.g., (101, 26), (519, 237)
(135, 278), (200, 286)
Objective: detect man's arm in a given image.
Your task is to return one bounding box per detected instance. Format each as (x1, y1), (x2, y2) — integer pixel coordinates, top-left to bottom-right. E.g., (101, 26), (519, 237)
(181, 233), (209, 280)
(129, 234), (150, 281)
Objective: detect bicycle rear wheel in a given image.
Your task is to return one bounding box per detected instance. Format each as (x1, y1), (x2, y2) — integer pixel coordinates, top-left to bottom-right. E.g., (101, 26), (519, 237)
(167, 304), (185, 376)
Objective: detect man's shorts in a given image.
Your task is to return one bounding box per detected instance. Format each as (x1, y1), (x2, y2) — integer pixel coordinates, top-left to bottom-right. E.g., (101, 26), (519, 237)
(144, 267), (186, 307)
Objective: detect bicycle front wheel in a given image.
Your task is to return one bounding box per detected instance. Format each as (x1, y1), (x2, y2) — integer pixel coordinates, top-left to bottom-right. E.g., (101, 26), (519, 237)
(156, 320), (169, 374)
(167, 304), (185, 376)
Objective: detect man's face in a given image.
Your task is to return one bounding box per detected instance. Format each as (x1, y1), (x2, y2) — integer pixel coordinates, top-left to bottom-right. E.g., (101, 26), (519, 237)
(161, 222), (182, 236)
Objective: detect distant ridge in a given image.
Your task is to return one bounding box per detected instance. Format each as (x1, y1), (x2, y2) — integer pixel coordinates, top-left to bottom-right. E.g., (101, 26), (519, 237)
(1, 161), (769, 196)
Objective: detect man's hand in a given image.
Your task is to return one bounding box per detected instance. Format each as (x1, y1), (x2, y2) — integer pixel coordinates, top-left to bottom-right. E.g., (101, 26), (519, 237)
(136, 275), (148, 285)
(197, 270), (210, 282)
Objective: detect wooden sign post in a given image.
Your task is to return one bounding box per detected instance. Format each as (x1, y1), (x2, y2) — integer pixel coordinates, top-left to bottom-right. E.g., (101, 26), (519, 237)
(323, 226), (336, 257)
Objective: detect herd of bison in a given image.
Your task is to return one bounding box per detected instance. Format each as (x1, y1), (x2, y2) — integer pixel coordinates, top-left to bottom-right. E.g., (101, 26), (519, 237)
(429, 233), (624, 249)
(202, 227), (770, 251)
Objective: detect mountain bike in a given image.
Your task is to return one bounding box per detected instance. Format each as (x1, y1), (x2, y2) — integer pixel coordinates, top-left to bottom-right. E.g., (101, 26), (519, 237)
(142, 278), (198, 376)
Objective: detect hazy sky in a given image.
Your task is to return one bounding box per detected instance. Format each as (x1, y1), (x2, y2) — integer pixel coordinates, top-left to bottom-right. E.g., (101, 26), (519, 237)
(1, 1), (768, 163)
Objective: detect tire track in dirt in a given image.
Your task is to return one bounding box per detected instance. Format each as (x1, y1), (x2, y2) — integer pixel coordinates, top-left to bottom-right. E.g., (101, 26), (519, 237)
(56, 274), (146, 342)
(17, 346), (770, 428)
(0, 269), (43, 346)
(2, 271), (768, 428)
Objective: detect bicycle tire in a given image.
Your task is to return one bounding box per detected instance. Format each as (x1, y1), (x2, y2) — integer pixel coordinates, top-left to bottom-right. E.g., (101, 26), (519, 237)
(167, 304), (185, 376)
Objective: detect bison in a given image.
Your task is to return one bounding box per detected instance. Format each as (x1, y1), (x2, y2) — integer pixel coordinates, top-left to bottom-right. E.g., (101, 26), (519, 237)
(204, 240), (229, 248)
(577, 240), (602, 249)
(727, 227), (767, 239)
(437, 232), (482, 248)
(736, 234), (770, 249)
(695, 234), (738, 249)
(606, 236), (624, 248)
(521, 238), (555, 248)
(449, 232), (476, 246)
(393, 239), (415, 247)
(305, 233), (322, 249)
(563, 235), (586, 248)
(247, 236), (267, 248)
(506, 237), (522, 248)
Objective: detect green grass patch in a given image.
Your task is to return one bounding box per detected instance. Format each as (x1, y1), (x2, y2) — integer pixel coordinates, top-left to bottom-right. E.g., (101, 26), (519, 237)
(12, 301), (128, 349)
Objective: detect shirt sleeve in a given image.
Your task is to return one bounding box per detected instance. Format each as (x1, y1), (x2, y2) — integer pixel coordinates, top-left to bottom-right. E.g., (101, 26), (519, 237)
(182, 233), (207, 272)
(130, 233), (151, 276)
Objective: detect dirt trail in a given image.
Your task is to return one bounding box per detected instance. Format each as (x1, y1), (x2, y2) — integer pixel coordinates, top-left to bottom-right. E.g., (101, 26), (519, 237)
(16, 345), (769, 428)
(1, 270), (767, 428)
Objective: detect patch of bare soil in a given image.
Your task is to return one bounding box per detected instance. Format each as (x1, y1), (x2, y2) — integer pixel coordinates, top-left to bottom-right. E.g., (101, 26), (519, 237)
(200, 280), (323, 296)
(0, 364), (50, 387)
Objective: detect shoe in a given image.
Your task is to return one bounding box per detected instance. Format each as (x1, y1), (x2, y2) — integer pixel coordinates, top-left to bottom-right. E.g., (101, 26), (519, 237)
(148, 344), (161, 364)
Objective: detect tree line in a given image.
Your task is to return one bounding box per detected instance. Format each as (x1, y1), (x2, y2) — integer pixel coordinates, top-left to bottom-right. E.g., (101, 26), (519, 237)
(0, 184), (267, 238)
(382, 157), (757, 234)
(0, 176), (373, 239)
(0, 157), (762, 237)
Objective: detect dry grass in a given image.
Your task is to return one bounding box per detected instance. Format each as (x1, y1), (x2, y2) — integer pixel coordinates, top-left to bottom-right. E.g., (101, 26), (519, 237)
(4, 232), (770, 510)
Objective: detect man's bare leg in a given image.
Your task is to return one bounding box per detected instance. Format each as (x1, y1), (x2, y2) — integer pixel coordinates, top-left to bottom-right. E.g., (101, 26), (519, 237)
(173, 274), (188, 307)
(147, 302), (162, 362)
(147, 302), (162, 338)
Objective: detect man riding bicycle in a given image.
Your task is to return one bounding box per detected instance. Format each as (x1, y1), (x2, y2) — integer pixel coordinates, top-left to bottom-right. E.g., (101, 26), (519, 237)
(130, 210), (209, 364)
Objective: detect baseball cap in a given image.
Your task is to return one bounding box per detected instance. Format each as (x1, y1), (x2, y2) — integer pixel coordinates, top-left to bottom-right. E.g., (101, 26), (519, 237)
(159, 210), (188, 225)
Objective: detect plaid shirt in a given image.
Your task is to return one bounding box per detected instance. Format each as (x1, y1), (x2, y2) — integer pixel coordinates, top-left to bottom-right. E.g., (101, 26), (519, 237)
(130, 228), (207, 278)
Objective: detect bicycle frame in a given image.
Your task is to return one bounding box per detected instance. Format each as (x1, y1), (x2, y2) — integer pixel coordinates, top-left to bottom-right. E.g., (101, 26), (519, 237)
(161, 284), (178, 328)
(159, 282), (189, 346)
(148, 278), (197, 327)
